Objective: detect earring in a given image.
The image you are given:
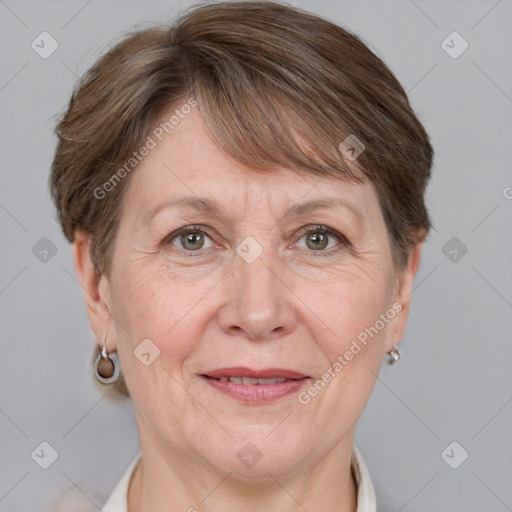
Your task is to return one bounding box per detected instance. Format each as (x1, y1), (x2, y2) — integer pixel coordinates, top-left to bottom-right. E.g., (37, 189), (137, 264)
(387, 343), (401, 365)
(93, 333), (120, 384)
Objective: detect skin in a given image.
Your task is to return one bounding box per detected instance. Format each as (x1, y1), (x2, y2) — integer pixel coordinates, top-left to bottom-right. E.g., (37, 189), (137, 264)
(74, 104), (423, 512)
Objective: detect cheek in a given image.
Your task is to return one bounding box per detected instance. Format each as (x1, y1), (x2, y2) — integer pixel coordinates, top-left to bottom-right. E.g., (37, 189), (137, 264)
(111, 266), (214, 371)
(305, 268), (393, 347)
(294, 280), (392, 435)
(110, 272), (210, 421)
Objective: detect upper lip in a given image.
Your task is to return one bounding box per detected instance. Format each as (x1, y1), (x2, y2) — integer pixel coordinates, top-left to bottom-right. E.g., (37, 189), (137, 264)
(203, 367), (309, 380)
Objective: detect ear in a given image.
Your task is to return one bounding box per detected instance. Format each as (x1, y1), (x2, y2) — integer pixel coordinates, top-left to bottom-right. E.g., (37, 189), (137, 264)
(73, 231), (116, 352)
(386, 235), (425, 353)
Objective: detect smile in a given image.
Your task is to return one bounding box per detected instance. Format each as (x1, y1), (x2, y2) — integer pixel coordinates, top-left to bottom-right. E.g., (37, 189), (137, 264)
(209, 376), (287, 385)
(201, 367), (311, 402)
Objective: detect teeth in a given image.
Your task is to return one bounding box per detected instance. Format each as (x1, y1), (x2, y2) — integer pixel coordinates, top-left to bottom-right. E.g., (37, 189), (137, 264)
(220, 376), (288, 385)
(258, 377), (286, 384)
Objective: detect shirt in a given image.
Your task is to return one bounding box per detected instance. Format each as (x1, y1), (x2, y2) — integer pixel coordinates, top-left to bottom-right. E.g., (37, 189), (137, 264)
(102, 444), (376, 511)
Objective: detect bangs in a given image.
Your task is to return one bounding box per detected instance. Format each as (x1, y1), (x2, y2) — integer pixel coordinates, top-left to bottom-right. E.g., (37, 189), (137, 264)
(194, 78), (366, 184)
(179, 28), (367, 184)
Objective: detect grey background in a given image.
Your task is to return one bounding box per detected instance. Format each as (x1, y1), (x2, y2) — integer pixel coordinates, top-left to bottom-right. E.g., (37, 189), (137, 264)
(1, 0), (511, 510)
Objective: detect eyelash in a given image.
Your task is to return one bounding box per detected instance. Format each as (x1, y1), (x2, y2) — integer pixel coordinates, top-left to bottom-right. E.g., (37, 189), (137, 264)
(162, 224), (349, 258)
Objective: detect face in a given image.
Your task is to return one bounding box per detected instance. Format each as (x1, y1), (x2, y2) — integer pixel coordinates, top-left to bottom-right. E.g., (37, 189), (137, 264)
(79, 103), (420, 478)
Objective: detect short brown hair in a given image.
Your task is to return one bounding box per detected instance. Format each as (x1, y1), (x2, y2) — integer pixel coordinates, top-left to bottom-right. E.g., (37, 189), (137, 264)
(50, 0), (433, 396)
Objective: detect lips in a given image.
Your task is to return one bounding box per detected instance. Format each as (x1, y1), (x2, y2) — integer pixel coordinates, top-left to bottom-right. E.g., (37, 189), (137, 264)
(201, 367), (310, 402)
(203, 367), (309, 382)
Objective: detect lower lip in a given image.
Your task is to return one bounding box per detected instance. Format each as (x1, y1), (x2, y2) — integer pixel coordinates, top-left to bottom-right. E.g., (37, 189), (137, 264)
(201, 375), (310, 402)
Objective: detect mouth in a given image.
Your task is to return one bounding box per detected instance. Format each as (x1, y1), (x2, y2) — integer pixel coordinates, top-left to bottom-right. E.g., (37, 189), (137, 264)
(200, 367), (311, 402)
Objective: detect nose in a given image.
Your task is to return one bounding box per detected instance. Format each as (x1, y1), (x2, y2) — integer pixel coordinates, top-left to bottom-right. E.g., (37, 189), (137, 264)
(217, 247), (298, 341)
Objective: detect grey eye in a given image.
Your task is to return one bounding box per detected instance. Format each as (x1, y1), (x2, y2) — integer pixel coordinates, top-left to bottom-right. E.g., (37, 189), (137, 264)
(170, 229), (214, 251)
(297, 228), (341, 251)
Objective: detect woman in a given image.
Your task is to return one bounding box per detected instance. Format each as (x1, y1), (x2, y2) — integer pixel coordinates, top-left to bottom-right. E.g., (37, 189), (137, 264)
(49, 1), (433, 510)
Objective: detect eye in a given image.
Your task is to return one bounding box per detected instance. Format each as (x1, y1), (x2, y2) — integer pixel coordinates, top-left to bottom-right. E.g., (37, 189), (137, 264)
(166, 225), (215, 252)
(163, 224), (348, 257)
(295, 225), (347, 254)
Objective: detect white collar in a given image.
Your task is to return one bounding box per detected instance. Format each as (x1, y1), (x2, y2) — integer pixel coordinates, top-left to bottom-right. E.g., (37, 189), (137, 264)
(102, 444), (376, 511)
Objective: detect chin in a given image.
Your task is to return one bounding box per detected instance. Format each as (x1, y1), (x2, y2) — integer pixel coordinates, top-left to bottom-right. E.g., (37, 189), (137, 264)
(197, 425), (308, 478)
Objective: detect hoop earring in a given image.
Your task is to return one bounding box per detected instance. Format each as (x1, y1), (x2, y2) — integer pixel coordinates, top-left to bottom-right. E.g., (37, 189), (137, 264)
(93, 334), (120, 384)
(387, 343), (401, 365)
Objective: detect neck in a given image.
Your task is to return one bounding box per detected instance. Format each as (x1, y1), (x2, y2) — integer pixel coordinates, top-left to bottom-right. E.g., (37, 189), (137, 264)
(128, 422), (358, 512)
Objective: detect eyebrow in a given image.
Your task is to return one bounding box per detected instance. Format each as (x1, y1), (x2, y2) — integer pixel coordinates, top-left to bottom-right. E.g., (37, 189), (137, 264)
(283, 198), (362, 219)
(143, 196), (362, 225)
(143, 197), (225, 225)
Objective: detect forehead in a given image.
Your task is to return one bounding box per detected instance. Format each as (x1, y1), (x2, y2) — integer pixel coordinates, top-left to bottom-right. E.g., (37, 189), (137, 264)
(122, 105), (379, 221)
